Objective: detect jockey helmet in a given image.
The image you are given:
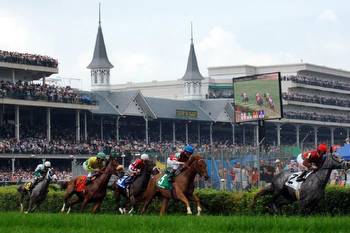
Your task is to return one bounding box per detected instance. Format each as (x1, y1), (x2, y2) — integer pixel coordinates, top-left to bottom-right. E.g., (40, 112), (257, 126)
(141, 153), (149, 160)
(96, 152), (106, 159)
(183, 145), (194, 154)
(317, 144), (328, 154)
(44, 161), (51, 168)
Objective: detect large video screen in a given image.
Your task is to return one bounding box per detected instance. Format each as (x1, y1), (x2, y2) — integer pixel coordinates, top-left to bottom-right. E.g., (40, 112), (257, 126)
(233, 72), (283, 123)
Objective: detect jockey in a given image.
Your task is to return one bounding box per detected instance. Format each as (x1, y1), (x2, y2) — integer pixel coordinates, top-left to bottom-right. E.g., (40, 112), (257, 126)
(31, 161), (51, 188)
(166, 145), (194, 182)
(127, 153), (149, 177)
(83, 152), (106, 185)
(296, 144), (328, 181)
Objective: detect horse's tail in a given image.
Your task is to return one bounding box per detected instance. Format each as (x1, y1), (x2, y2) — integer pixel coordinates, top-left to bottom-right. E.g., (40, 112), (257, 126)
(251, 183), (274, 209)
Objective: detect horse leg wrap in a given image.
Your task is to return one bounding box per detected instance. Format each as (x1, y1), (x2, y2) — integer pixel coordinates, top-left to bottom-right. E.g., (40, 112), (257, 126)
(20, 203), (23, 212)
(197, 206), (202, 216)
(187, 206), (192, 215)
(67, 207), (71, 214)
(61, 203), (65, 212)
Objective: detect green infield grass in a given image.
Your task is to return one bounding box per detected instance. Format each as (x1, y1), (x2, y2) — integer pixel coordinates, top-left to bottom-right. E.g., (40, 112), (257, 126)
(0, 212), (350, 233)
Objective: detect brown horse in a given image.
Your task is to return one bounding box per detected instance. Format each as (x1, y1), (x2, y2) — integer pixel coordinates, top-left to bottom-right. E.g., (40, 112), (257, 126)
(140, 155), (209, 216)
(60, 158), (119, 213)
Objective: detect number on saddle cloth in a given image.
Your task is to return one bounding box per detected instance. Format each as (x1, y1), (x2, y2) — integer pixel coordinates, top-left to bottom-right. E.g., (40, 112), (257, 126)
(285, 171), (312, 191)
(157, 173), (172, 190)
(24, 182), (33, 191)
(116, 175), (133, 189)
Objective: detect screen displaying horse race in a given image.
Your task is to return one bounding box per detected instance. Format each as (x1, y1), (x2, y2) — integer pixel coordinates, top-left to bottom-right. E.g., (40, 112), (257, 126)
(233, 72), (283, 123)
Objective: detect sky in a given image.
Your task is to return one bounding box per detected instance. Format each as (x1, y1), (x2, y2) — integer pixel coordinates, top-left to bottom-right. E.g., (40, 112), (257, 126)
(0, 0), (349, 90)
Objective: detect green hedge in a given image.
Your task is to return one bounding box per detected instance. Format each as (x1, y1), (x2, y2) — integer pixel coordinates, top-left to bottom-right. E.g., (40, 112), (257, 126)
(1, 185), (350, 215)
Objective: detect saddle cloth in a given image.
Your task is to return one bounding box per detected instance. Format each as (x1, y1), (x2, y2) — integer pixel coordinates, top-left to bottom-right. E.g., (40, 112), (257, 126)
(75, 176), (87, 192)
(116, 175), (133, 189)
(157, 173), (172, 190)
(285, 171), (312, 192)
(24, 181), (33, 191)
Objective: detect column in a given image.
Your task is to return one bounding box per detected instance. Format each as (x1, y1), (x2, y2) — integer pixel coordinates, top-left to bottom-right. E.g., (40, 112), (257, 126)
(145, 117), (149, 144)
(116, 116), (120, 144)
(172, 121), (176, 145)
(231, 123), (235, 145)
(347, 128), (350, 141)
(296, 125), (300, 148)
(185, 122), (189, 144)
(0, 108), (3, 126)
(100, 116), (104, 140)
(76, 110), (80, 143)
(209, 122), (213, 146)
(46, 108), (51, 142)
(11, 158), (15, 175)
(159, 120), (162, 142)
(12, 70), (15, 83)
(242, 126), (246, 145)
(330, 128), (335, 145)
(314, 126), (318, 147)
(84, 112), (88, 141)
(276, 123), (281, 147)
(15, 105), (19, 142)
(197, 122), (201, 145)
(255, 125), (259, 147)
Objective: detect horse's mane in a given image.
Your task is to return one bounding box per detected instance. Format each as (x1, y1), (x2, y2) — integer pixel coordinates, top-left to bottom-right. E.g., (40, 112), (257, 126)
(186, 154), (202, 166)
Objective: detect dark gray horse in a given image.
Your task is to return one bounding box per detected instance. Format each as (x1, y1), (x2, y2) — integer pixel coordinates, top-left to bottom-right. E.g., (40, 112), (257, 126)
(252, 152), (350, 214)
(18, 169), (57, 213)
(113, 160), (156, 214)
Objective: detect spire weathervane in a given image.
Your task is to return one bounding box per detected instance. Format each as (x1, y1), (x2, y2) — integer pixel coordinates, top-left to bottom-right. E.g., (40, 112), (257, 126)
(99, 2), (101, 25)
(190, 22), (193, 44)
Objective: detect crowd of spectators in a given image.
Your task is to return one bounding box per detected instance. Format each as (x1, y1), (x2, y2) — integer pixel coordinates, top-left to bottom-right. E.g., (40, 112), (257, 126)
(283, 74), (350, 91)
(0, 50), (58, 68)
(284, 111), (350, 123)
(0, 168), (71, 183)
(283, 92), (350, 108)
(0, 80), (95, 104)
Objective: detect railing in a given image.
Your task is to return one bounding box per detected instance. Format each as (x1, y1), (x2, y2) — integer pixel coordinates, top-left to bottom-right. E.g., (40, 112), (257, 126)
(0, 91), (97, 105)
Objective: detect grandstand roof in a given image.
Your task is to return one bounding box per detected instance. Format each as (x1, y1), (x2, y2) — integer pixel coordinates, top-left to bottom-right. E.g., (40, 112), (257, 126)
(145, 97), (211, 121)
(196, 99), (234, 122)
(90, 89), (234, 123)
(87, 6), (113, 70)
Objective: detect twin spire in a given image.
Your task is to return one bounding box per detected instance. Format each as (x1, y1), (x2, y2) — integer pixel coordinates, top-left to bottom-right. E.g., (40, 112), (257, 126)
(87, 3), (114, 70)
(182, 22), (204, 81)
(87, 4), (203, 83)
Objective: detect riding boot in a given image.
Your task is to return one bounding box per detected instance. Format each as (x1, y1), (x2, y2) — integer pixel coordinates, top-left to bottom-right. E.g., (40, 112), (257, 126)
(168, 171), (175, 183)
(85, 177), (92, 186)
(296, 170), (307, 182)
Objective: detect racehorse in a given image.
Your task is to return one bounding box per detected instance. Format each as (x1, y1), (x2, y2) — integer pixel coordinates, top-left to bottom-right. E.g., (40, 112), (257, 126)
(256, 93), (264, 106)
(140, 155), (209, 216)
(60, 158), (119, 213)
(18, 168), (57, 213)
(252, 152), (350, 214)
(241, 92), (249, 104)
(112, 159), (156, 214)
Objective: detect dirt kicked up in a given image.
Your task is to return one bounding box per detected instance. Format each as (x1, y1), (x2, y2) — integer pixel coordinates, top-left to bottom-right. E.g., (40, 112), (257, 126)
(0, 212), (350, 233)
